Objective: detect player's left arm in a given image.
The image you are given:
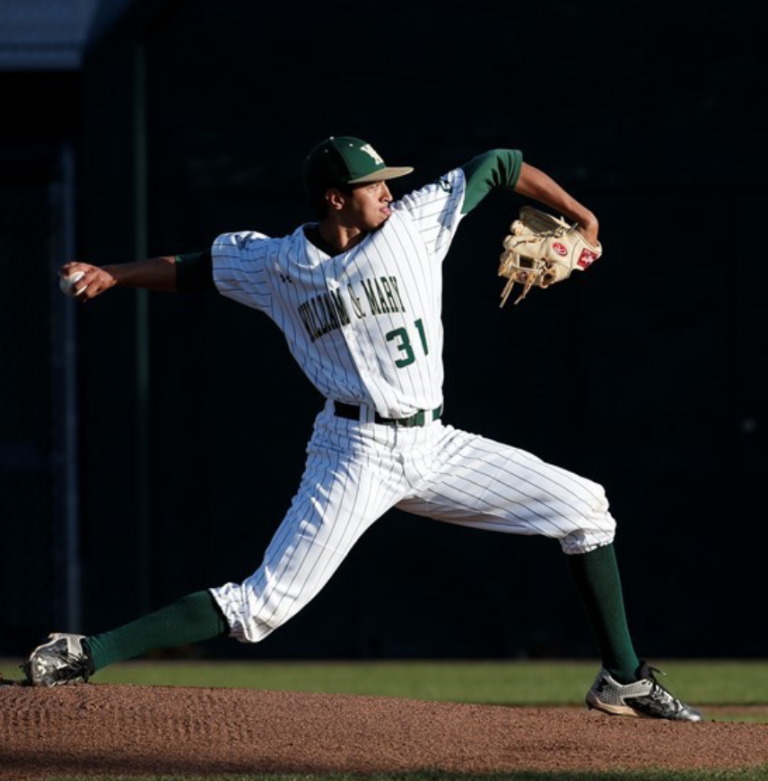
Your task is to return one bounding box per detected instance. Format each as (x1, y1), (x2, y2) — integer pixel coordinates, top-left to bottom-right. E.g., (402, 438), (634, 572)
(461, 151), (599, 245)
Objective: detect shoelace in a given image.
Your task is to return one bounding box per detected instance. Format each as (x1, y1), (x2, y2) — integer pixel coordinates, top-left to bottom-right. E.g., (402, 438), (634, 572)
(638, 662), (666, 683)
(51, 650), (91, 683)
(642, 667), (686, 713)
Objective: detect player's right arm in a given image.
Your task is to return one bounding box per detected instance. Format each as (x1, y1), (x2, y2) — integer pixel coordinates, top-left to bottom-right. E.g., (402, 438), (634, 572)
(59, 250), (214, 301)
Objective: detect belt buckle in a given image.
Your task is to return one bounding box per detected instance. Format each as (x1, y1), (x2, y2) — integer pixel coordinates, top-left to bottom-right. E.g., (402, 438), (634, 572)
(399, 410), (424, 428)
(390, 406), (440, 428)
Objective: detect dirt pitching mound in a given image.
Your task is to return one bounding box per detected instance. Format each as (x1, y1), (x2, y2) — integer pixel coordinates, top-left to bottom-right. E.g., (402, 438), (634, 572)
(2, 684), (767, 778)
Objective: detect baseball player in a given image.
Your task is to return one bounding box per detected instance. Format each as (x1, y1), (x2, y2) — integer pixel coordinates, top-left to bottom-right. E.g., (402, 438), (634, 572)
(25, 137), (701, 721)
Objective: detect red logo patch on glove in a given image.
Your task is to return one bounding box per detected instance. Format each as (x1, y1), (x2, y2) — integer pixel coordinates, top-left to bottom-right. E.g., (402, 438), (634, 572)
(552, 242), (568, 257)
(577, 248), (599, 269)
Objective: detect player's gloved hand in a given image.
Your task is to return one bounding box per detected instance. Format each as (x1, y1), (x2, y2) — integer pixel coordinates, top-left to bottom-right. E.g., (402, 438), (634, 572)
(498, 206), (603, 306)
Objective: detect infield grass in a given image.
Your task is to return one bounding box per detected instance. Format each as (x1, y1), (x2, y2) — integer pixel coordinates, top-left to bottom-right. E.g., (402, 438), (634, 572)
(7, 658), (765, 714)
(3, 659), (768, 708)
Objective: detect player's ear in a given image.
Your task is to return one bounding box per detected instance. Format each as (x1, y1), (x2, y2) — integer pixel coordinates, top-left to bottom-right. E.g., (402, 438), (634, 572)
(325, 188), (346, 212)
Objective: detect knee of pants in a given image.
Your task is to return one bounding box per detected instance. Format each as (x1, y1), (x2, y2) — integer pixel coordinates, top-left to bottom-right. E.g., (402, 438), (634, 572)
(572, 477), (612, 525)
(580, 477), (610, 516)
(559, 479), (616, 554)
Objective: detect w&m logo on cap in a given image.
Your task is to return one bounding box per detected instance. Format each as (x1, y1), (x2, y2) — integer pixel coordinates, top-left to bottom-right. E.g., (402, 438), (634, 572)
(359, 144), (384, 166)
(304, 136), (414, 193)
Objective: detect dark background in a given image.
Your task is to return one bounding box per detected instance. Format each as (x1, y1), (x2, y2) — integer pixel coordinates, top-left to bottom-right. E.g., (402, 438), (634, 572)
(2, 0), (765, 659)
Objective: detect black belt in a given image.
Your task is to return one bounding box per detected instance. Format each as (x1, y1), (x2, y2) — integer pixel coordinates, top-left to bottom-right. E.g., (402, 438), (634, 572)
(334, 402), (443, 428)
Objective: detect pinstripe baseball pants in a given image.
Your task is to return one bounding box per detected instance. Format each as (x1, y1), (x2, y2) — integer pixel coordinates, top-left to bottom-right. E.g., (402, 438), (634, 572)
(211, 401), (617, 643)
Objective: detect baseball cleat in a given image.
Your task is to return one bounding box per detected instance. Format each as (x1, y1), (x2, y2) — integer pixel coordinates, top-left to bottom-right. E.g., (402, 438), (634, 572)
(586, 662), (703, 721)
(22, 633), (94, 687)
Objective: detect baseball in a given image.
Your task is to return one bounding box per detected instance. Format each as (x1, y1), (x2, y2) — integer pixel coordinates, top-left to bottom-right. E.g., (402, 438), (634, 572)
(59, 270), (85, 298)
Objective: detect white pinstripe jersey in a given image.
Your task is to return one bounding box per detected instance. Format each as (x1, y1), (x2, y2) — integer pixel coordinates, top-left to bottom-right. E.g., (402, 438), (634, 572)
(212, 167), (467, 418)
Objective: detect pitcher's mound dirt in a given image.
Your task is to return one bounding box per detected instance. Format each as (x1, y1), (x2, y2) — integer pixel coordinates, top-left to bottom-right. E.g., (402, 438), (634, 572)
(2, 684), (767, 778)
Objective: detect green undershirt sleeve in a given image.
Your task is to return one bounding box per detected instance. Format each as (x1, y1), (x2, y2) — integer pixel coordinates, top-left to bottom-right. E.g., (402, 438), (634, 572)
(175, 249), (216, 292)
(460, 149), (523, 215)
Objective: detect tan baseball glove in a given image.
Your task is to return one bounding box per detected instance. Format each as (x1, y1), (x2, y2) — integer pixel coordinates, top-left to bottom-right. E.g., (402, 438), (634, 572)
(498, 206), (602, 306)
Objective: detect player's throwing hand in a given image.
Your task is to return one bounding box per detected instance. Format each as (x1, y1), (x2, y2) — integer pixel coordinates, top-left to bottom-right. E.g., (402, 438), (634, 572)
(59, 262), (118, 301)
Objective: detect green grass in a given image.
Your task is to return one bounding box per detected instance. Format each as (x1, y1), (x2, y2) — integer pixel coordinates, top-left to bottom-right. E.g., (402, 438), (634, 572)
(4, 658), (767, 707)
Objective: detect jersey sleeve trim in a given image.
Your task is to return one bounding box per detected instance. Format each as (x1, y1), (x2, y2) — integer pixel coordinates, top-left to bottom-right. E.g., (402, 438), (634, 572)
(175, 249), (216, 292)
(460, 149), (523, 215)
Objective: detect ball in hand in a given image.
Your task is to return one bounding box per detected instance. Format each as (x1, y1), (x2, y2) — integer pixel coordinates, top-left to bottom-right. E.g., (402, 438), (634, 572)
(59, 271), (85, 298)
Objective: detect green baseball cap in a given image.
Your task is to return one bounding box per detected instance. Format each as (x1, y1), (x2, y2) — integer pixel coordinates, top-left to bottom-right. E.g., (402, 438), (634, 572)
(304, 136), (414, 196)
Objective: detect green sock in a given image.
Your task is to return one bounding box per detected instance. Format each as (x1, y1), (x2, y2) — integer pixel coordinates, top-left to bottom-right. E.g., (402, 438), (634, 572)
(567, 543), (640, 684)
(85, 590), (228, 672)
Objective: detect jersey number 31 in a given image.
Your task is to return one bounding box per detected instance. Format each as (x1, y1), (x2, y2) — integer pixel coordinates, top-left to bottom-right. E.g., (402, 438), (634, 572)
(385, 318), (429, 368)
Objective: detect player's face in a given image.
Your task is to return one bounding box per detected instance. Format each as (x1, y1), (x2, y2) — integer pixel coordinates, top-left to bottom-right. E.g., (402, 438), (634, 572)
(338, 180), (393, 231)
